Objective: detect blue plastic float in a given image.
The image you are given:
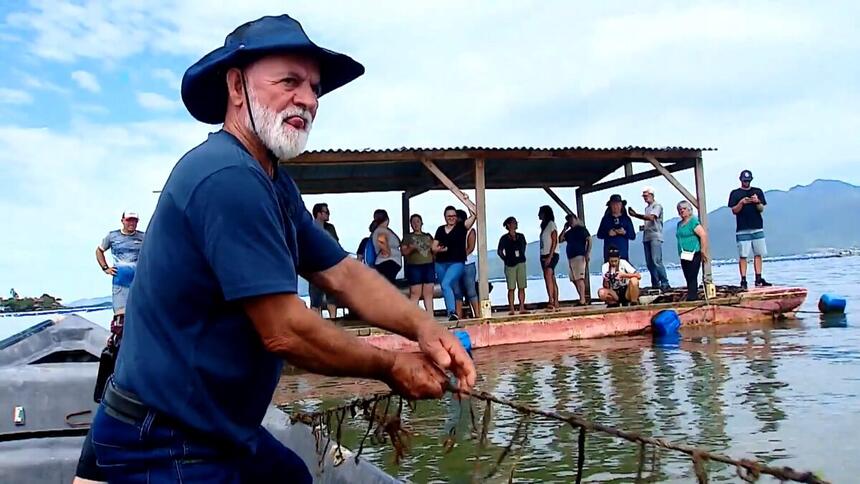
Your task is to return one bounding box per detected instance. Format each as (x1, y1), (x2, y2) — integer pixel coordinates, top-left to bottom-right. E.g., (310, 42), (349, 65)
(818, 294), (847, 314)
(453, 330), (472, 358)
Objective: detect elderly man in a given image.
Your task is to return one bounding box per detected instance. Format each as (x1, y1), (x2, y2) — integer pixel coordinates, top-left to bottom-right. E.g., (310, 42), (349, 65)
(628, 187), (670, 292)
(728, 169), (772, 289)
(87, 15), (475, 483)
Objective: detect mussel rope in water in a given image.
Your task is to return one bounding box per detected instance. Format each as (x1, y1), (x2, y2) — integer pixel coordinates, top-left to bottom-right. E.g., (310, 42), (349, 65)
(286, 384), (829, 484)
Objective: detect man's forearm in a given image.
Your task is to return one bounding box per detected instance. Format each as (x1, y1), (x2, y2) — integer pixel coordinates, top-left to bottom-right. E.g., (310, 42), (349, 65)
(311, 258), (426, 340)
(95, 249), (108, 269)
(246, 294), (395, 380)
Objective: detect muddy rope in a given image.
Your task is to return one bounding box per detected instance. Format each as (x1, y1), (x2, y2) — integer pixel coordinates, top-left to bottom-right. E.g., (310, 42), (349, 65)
(286, 386), (828, 483)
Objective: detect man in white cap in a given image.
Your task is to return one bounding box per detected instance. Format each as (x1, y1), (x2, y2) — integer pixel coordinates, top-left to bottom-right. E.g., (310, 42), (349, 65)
(95, 210), (145, 318)
(87, 14), (475, 483)
(628, 187), (670, 292)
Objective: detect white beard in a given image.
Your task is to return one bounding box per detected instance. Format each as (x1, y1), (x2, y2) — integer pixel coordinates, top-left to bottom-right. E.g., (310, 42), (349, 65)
(245, 91), (313, 161)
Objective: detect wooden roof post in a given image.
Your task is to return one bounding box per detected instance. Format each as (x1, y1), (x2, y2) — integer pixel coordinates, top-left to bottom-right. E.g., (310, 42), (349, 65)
(401, 192), (410, 238)
(694, 156), (715, 297)
(645, 155), (698, 207)
(475, 158), (491, 319)
(576, 188), (591, 302)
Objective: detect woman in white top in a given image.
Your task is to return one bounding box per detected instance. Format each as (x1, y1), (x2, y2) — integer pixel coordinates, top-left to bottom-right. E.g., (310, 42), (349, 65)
(538, 205), (560, 311)
(371, 209), (402, 283)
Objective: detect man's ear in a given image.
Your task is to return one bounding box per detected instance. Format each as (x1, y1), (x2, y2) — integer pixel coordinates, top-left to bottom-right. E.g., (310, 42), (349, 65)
(225, 68), (245, 107)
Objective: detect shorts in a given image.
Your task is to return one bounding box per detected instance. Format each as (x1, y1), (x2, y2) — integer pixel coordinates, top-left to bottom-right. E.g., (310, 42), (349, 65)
(541, 253), (559, 271)
(111, 285), (130, 313)
(504, 262), (527, 290)
(568, 256), (587, 281)
(405, 263), (435, 285)
(736, 230), (767, 258)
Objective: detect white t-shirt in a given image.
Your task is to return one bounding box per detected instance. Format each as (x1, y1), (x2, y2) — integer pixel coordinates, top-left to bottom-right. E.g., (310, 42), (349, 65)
(601, 259), (637, 289)
(540, 221), (558, 256)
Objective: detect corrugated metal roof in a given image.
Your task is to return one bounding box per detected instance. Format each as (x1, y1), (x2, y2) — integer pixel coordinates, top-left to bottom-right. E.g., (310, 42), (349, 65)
(301, 145), (716, 155)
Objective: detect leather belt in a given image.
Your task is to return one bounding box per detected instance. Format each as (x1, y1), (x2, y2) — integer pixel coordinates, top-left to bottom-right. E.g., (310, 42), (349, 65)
(103, 379), (149, 424)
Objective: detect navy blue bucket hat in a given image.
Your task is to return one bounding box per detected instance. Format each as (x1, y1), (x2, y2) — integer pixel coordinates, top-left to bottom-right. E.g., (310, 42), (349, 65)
(181, 14), (365, 124)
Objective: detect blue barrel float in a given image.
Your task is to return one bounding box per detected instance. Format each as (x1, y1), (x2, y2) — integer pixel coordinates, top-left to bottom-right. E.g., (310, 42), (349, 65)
(453, 330), (473, 358)
(651, 309), (681, 348)
(818, 294), (847, 314)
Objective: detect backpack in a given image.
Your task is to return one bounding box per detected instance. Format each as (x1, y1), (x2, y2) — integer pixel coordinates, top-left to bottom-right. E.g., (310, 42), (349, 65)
(362, 237), (377, 266)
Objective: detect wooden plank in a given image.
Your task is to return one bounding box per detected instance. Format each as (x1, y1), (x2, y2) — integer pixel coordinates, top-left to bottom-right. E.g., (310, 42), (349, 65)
(575, 188), (591, 302)
(694, 156), (714, 288)
(580, 159), (696, 194)
(543, 187), (574, 215)
(475, 158), (491, 319)
(645, 156), (698, 206)
(624, 162), (633, 177)
(420, 157), (477, 212)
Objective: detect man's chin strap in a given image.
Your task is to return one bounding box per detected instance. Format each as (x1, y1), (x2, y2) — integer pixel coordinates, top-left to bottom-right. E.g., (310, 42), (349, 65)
(240, 70), (279, 176)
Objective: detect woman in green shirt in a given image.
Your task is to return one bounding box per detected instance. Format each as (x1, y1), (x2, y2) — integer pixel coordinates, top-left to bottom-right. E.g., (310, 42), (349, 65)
(675, 200), (710, 301)
(401, 214), (436, 314)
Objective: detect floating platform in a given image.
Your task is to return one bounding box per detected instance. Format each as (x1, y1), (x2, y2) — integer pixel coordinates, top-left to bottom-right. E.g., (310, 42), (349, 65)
(351, 286), (808, 352)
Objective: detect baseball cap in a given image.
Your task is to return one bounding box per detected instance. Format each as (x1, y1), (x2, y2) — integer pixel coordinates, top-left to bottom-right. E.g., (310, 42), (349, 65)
(642, 186), (655, 195)
(739, 170), (753, 182)
(123, 211), (140, 220)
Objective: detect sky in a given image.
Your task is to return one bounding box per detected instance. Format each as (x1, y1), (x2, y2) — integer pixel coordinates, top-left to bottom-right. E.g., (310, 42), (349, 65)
(0, 0), (858, 303)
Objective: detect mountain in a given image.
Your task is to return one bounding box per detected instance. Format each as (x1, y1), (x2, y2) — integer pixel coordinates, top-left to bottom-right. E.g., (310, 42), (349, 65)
(486, 179), (860, 278)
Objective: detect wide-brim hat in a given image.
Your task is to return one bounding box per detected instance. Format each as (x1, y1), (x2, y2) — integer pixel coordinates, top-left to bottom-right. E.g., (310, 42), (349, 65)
(181, 14), (365, 124)
(606, 194), (627, 206)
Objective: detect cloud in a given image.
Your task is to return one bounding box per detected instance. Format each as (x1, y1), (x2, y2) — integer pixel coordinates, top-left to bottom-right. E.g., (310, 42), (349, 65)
(71, 70), (101, 93)
(136, 91), (181, 111)
(151, 68), (182, 91)
(19, 73), (69, 94)
(0, 119), (209, 301)
(0, 88), (32, 104)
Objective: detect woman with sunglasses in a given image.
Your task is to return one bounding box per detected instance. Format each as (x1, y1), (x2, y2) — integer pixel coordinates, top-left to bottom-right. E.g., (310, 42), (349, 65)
(433, 203), (476, 321)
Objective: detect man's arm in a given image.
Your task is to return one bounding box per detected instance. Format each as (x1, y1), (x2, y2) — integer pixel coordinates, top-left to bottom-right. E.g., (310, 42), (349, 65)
(244, 293), (448, 399)
(466, 228), (477, 255)
(308, 257), (476, 390)
(95, 240), (116, 275)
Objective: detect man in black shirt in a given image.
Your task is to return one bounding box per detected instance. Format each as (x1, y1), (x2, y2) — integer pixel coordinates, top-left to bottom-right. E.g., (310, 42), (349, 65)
(560, 213), (591, 305)
(727, 170), (772, 289)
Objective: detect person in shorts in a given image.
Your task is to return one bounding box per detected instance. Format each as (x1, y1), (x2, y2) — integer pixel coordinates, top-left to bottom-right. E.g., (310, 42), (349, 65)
(728, 170), (772, 289)
(497, 216), (527, 314)
(401, 213), (435, 315)
(560, 213), (591, 306)
(538, 205), (560, 311)
(598, 246), (641, 307)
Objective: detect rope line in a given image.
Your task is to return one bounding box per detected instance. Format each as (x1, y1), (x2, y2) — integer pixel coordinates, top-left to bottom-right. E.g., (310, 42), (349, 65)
(285, 386), (828, 483)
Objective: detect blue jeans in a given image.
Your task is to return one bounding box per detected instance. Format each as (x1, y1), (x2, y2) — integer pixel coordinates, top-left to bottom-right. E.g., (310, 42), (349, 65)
(459, 263), (478, 302)
(435, 262), (465, 316)
(643, 239), (669, 288)
(91, 401), (311, 483)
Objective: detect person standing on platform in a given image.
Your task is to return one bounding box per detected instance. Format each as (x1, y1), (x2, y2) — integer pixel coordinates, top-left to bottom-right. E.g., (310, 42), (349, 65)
(402, 213), (436, 315)
(560, 212), (591, 306)
(628, 187), (670, 292)
(433, 202), (477, 321)
(728, 170), (772, 290)
(596, 194), (636, 262)
(498, 216), (528, 314)
(309, 203), (339, 317)
(538, 205), (560, 311)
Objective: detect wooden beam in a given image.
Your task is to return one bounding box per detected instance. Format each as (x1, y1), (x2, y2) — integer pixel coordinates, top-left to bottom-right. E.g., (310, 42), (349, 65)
(420, 157), (477, 212)
(401, 192), (410, 237)
(694, 157), (714, 290)
(575, 188), (591, 302)
(405, 165), (475, 198)
(580, 159), (696, 194)
(645, 156), (698, 206)
(475, 158), (491, 318)
(624, 162), (633, 177)
(543, 187), (574, 215)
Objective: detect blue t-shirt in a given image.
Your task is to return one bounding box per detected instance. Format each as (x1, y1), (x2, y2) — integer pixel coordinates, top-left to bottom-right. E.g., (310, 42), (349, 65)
(113, 130), (347, 450)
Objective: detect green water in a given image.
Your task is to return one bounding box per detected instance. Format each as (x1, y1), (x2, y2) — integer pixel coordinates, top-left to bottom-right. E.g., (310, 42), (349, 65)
(277, 257), (858, 482)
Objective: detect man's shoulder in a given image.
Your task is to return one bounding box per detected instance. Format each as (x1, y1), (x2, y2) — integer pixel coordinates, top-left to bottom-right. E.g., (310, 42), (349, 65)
(171, 131), (257, 189)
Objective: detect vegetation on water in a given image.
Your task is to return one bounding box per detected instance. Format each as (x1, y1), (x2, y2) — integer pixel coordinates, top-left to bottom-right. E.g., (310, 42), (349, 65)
(0, 288), (64, 312)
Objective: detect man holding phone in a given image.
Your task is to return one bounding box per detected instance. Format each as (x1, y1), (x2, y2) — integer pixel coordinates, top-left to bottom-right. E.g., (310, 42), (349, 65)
(728, 170), (772, 289)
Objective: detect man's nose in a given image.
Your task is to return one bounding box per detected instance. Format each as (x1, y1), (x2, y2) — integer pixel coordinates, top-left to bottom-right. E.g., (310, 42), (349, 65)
(293, 83), (319, 116)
